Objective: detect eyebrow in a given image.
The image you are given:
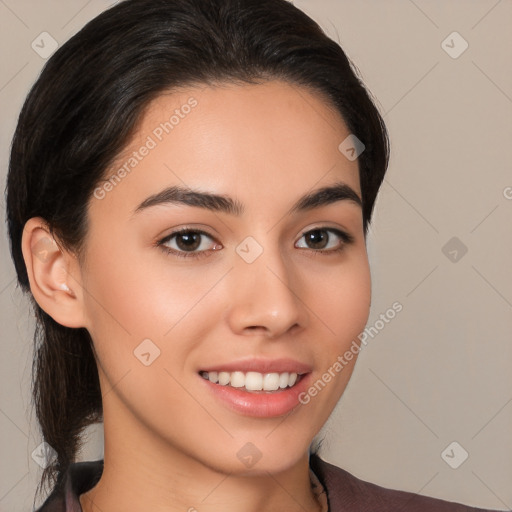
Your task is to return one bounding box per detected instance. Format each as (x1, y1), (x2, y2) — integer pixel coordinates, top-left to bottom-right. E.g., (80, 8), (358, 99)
(132, 181), (362, 218)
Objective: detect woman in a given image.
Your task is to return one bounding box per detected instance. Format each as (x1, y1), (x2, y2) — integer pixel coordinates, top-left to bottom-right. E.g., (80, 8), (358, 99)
(5, 0), (505, 511)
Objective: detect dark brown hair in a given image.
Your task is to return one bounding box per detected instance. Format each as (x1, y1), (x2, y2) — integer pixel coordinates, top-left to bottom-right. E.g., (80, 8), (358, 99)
(5, 0), (389, 499)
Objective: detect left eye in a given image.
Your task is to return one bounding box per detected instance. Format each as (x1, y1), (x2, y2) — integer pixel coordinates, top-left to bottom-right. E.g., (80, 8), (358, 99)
(296, 228), (352, 252)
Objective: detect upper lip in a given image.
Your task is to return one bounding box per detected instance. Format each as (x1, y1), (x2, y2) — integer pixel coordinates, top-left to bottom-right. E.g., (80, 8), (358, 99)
(199, 358), (312, 375)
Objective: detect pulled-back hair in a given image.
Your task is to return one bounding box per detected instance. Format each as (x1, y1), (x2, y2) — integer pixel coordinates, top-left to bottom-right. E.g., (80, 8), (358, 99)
(5, 0), (389, 498)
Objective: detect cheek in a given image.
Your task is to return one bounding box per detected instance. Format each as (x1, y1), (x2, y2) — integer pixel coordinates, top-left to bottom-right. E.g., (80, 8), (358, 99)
(295, 251), (370, 422)
(82, 241), (216, 334)
(312, 251), (371, 349)
(80, 241), (230, 381)
(307, 249), (371, 397)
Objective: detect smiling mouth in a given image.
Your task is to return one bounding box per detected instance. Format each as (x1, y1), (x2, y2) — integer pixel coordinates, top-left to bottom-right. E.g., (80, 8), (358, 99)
(199, 370), (305, 393)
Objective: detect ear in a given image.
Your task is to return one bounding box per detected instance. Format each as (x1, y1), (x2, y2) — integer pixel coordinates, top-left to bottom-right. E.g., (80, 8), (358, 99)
(21, 217), (87, 329)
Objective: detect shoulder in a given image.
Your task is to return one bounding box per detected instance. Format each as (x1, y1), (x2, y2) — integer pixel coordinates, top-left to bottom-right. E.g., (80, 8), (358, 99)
(35, 460), (103, 512)
(310, 454), (505, 512)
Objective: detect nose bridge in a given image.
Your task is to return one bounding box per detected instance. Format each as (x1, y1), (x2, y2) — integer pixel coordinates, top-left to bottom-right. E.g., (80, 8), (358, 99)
(226, 234), (307, 336)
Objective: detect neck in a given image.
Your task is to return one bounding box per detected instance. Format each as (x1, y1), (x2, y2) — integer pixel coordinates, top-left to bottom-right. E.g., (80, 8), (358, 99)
(79, 401), (322, 512)
(80, 449), (322, 512)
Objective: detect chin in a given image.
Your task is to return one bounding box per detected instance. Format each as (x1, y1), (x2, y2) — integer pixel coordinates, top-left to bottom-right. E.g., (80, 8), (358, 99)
(199, 430), (314, 476)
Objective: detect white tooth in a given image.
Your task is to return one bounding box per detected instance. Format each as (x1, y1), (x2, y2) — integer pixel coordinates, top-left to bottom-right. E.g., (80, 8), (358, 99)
(279, 372), (290, 388)
(245, 372), (263, 391)
(213, 370), (299, 390)
(230, 371), (245, 388)
(263, 373), (280, 391)
(218, 371), (230, 385)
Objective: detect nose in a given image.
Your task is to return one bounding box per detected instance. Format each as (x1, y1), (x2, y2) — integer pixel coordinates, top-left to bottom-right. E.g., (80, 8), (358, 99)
(225, 239), (309, 339)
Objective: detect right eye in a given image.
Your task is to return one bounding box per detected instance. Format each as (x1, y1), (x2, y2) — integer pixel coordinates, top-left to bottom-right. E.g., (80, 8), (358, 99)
(157, 228), (222, 259)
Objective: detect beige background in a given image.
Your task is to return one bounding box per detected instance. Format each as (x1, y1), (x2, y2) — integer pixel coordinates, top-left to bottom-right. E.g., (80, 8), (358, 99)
(1, 0), (511, 510)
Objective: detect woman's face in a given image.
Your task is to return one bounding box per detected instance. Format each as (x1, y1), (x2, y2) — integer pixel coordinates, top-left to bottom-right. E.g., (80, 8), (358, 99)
(79, 80), (371, 474)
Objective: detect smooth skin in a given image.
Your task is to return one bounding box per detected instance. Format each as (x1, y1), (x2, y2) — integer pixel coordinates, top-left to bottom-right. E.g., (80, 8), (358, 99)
(22, 80), (371, 512)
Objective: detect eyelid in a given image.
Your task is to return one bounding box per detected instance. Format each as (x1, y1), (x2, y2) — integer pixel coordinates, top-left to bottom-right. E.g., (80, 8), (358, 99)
(295, 227), (354, 254)
(157, 227), (220, 258)
(297, 224), (354, 244)
(158, 227), (217, 244)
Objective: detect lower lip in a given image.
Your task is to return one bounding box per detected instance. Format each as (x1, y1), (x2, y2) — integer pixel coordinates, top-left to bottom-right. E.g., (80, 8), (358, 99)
(199, 373), (312, 418)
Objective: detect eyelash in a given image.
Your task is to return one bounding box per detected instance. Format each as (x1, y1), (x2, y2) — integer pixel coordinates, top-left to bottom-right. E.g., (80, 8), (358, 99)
(156, 226), (355, 260)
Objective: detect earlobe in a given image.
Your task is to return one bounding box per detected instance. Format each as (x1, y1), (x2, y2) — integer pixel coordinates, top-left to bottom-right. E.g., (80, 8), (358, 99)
(21, 217), (86, 328)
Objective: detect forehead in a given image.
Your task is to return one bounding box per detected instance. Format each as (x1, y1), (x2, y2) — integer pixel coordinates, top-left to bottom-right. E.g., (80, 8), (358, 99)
(90, 80), (361, 220)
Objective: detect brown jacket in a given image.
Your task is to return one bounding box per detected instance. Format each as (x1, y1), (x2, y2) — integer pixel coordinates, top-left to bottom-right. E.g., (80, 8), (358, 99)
(35, 455), (506, 511)
(309, 454), (506, 511)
